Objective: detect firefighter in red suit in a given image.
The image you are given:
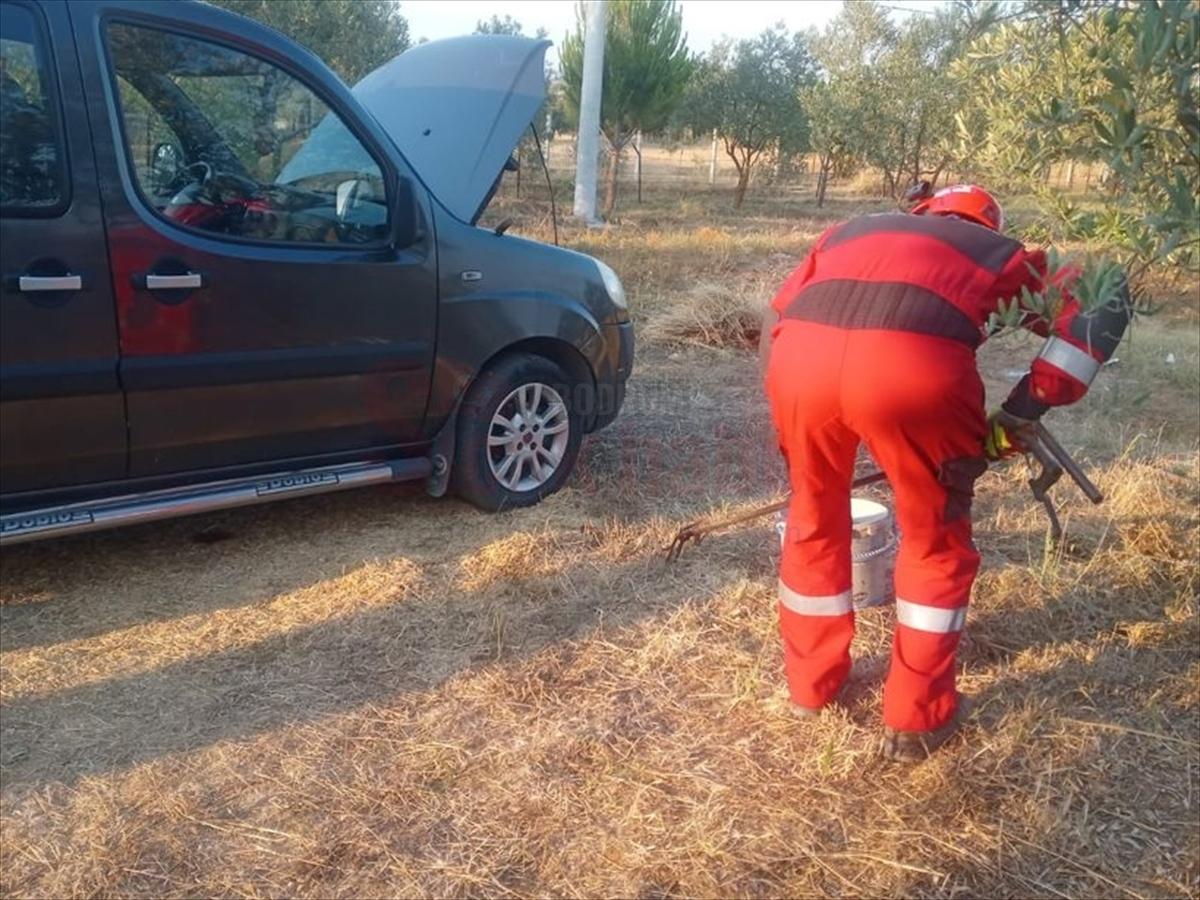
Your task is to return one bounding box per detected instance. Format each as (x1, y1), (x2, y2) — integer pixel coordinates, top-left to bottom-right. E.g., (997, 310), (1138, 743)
(761, 184), (1129, 760)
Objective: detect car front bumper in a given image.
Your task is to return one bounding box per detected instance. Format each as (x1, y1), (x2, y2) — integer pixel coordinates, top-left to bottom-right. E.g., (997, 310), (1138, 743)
(588, 322), (634, 432)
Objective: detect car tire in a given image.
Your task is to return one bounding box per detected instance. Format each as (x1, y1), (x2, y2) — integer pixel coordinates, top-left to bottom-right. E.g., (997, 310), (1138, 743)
(451, 353), (584, 512)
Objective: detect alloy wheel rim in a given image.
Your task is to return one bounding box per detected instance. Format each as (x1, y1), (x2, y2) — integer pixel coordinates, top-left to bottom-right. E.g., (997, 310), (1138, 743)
(487, 383), (570, 492)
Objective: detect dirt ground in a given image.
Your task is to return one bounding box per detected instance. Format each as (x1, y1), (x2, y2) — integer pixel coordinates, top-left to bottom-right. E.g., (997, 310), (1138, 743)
(2, 186), (1198, 898)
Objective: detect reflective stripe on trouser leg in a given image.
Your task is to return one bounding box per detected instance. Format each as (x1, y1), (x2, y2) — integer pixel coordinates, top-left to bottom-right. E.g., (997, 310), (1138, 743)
(895, 597), (967, 633)
(777, 579), (855, 710)
(1038, 336), (1101, 385)
(778, 581), (854, 616)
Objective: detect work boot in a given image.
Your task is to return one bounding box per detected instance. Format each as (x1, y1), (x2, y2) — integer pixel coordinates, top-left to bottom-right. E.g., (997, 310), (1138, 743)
(882, 698), (970, 762)
(789, 679), (853, 719)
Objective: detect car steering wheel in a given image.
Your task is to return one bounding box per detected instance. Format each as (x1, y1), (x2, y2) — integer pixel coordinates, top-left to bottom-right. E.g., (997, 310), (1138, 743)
(184, 160), (214, 189)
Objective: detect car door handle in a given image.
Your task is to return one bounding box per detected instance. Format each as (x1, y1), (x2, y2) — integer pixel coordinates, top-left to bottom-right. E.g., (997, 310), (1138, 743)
(18, 275), (82, 292)
(145, 273), (204, 290)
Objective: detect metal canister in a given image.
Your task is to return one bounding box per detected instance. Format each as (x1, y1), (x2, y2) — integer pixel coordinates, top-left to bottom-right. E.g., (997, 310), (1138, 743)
(850, 497), (896, 609)
(775, 497), (897, 610)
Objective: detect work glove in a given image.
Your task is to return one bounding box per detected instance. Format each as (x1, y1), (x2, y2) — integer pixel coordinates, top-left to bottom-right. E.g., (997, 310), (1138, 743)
(984, 409), (1036, 462)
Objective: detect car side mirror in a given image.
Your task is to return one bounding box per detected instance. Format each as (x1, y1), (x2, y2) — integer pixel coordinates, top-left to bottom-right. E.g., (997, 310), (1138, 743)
(392, 177), (422, 249)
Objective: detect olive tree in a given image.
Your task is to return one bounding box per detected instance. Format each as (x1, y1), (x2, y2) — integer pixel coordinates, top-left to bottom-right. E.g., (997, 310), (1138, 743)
(955, 0), (1199, 294)
(809, 1), (992, 198)
(803, 76), (861, 207)
(683, 26), (815, 208)
(209, 0), (410, 84)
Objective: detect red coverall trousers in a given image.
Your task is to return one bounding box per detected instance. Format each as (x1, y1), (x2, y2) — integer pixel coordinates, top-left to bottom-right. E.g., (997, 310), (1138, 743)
(766, 320), (988, 733)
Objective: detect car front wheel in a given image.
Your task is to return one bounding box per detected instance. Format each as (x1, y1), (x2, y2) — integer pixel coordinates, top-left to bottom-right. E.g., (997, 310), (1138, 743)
(451, 353), (584, 511)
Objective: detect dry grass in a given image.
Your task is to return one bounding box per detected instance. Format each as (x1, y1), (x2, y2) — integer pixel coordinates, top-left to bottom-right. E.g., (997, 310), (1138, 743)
(642, 279), (767, 349)
(2, 184), (1198, 898)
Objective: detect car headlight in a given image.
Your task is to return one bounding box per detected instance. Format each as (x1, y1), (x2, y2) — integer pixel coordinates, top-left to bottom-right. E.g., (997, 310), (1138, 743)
(594, 259), (627, 310)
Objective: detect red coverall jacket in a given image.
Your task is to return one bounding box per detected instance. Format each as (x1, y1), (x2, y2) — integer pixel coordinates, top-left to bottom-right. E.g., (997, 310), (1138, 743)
(770, 212), (1125, 413)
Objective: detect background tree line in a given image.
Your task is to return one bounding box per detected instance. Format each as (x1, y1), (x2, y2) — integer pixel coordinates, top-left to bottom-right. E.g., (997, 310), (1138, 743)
(217, 0), (1197, 284)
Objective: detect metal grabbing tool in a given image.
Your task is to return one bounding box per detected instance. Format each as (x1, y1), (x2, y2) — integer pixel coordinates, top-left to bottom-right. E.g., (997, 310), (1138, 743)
(663, 423), (1101, 561)
(1024, 421), (1104, 542)
(665, 471), (887, 562)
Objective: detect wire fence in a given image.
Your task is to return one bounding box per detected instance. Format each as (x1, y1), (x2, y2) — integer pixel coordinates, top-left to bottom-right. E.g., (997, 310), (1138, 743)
(501, 138), (1114, 203)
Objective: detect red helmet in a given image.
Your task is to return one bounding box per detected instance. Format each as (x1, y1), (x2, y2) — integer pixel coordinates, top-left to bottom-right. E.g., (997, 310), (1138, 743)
(911, 183), (1005, 231)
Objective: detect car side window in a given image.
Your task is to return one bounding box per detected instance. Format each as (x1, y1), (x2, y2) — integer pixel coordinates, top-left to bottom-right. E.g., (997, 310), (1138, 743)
(0, 3), (66, 213)
(105, 22), (389, 245)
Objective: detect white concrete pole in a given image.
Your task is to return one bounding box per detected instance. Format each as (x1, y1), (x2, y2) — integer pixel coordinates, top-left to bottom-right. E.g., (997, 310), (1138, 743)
(708, 128), (718, 186)
(573, 0), (607, 222)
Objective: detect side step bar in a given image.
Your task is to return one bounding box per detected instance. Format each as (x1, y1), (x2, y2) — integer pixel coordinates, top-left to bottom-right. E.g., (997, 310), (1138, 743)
(0, 457), (432, 546)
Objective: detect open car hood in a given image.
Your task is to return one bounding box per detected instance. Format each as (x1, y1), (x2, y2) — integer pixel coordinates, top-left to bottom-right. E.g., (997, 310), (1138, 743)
(354, 35), (550, 224)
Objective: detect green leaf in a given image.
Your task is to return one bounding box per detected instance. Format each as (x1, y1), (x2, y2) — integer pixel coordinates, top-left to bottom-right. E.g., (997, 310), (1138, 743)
(1104, 65), (1132, 92)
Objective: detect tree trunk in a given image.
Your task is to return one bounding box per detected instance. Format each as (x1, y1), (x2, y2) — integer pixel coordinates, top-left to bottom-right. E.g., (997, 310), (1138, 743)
(257, 69), (286, 174)
(882, 168), (898, 199)
(734, 164), (751, 209)
(724, 139), (756, 208)
(911, 117), (926, 187)
(930, 160), (946, 189)
(1066, 157), (1076, 189)
(602, 143), (621, 220)
(816, 153), (832, 208)
(515, 143), (522, 198)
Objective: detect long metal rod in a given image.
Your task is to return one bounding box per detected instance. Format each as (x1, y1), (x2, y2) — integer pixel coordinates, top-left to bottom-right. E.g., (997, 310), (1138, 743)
(666, 470), (886, 562)
(532, 125), (559, 246)
(664, 423), (1099, 561)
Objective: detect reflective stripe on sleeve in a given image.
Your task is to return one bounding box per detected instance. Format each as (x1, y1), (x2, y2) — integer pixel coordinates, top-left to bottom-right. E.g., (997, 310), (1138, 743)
(1038, 336), (1101, 385)
(895, 598), (966, 634)
(778, 581), (854, 616)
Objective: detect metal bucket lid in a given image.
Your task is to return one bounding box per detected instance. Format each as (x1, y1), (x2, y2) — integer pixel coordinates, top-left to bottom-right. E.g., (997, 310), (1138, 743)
(851, 497), (890, 527)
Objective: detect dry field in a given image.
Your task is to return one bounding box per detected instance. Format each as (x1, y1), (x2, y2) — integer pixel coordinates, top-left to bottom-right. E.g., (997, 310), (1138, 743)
(1, 185), (1198, 898)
